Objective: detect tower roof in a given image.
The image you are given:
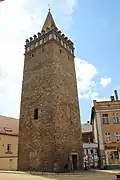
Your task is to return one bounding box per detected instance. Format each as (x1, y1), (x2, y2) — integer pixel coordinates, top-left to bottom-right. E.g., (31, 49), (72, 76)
(42, 10), (56, 31)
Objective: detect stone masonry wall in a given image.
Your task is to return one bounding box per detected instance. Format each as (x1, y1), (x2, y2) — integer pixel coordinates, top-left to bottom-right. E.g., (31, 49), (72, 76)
(18, 34), (83, 171)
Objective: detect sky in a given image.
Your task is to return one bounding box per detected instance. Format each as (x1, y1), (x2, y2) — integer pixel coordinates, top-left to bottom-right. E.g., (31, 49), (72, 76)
(0, 0), (120, 123)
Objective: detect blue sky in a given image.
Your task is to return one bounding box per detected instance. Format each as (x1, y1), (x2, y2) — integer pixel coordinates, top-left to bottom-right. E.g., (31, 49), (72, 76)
(0, 0), (119, 123)
(73, 0), (120, 122)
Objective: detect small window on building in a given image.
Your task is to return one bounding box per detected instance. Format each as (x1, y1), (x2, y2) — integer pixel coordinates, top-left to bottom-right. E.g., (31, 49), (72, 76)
(115, 132), (120, 143)
(84, 149), (87, 155)
(34, 108), (38, 120)
(31, 53), (34, 57)
(114, 151), (119, 159)
(27, 47), (30, 52)
(86, 149), (88, 154)
(31, 44), (34, 50)
(102, 114), (109, 124)
(104, 132), (111, 143)
(39, 39), (42, 45)
(44, 36), (48, 43)
(113, 113), (120, 124)
(93, 149), (97, 154)
(60, 49), (62, 54)
(35, 42), (38, 47)
(53, 34), (57, 40)
(64, 43), (66, 48)
(7, 144), (11, 152)
(91, 149), (93, 154)
(61, 40), (63, 46)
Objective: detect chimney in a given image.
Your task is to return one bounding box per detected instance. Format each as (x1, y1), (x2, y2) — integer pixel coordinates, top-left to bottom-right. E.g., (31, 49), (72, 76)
(110, 96), (115, 101)
(114, 90), (118, 100)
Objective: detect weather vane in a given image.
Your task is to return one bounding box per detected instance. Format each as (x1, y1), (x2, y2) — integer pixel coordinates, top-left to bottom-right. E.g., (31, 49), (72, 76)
(48, 4), (51, 12)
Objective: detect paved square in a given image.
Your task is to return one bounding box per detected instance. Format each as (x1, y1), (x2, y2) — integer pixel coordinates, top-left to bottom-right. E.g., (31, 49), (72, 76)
(0, 171), (115, 180)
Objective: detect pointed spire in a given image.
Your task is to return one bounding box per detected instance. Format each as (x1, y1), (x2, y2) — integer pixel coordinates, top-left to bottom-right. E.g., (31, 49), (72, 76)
(41, 9), (57, 32)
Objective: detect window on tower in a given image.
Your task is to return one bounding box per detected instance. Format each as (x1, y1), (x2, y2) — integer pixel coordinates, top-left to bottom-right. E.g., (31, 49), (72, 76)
(35, 42), (38, 47)
(49, 34), (53, 40)
(31, 44), (34, 50)
(61, 40), (63, 46)
(39, 39), (42, 45)
(27, 47), (30, 52)
(44, 36), (48, 43)
(34, 108), (38, 120)
(60, 49), (62, 54)
(31, 53), (34, 57)
(53, 34), (57, 40)
(64, 43), (66, 48)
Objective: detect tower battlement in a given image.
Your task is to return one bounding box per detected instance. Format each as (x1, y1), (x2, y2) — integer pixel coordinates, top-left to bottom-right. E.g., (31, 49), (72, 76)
(25, 26), (74, 56)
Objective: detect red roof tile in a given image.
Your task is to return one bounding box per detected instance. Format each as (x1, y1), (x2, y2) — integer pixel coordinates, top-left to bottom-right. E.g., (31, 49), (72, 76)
(42, 11), (56, 31)
(0, 116), (19, 136)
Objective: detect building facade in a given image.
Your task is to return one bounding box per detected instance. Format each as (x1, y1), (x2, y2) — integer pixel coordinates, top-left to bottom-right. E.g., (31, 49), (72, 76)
(0, 116), (19, 170)
(91, 90), (120, 167)
(18, 10), (83, 172)
(82, 123), (99, 168)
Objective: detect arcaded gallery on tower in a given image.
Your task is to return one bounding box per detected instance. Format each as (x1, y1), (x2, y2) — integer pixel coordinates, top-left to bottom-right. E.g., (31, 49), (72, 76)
(18, 10), (83, 172)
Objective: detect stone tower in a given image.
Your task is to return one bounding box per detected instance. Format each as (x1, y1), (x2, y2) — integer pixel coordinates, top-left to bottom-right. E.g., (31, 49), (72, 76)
(18, 10), (83, 172)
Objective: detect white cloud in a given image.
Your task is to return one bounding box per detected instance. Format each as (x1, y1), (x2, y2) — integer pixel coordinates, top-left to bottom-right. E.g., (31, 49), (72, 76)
(0, 0), (77, 118)
(75, 58), (98, 99)
(100, 77), (112, 87)
(94, 97), (110, 102)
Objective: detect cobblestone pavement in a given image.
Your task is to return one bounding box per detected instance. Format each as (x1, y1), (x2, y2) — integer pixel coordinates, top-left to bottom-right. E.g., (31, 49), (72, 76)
(0, 171), (115, 180)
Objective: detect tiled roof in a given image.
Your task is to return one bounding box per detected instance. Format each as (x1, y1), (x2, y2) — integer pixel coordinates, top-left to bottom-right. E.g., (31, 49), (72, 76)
(0, 115), (19, 135)
(42, 11), (56, 31)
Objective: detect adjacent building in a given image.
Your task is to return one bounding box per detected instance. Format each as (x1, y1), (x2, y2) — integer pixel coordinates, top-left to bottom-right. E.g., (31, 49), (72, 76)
(91, 90), (120, 168)
(18, 10), (83, 172)
(0, 116), (19, 170)
(82, 123), (98, 168)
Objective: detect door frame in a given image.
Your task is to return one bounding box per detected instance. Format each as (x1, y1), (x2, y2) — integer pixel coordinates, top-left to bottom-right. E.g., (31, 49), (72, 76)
(71, 152), (79, 170)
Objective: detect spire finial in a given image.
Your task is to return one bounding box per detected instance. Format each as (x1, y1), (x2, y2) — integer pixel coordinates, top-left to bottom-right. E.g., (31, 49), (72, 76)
(48, 4), (51, 12)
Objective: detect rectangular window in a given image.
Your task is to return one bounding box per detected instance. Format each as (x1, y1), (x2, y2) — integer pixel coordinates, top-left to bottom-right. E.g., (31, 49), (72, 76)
(7, 144), (11, 152)
(84, 149), (87, 155)
(102, 114), (109, 124)
(113, 113), (120, 124)
(39, 39), (42, 45)
(115, 132), (120, 143)
(43, 36), (48, 43)
(34, 108), (38, 120)
(93, 149), (97, 154)
(49, 34), (53, 40)
(104, 132), (111, 143)
(30, 44), (34, 50)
